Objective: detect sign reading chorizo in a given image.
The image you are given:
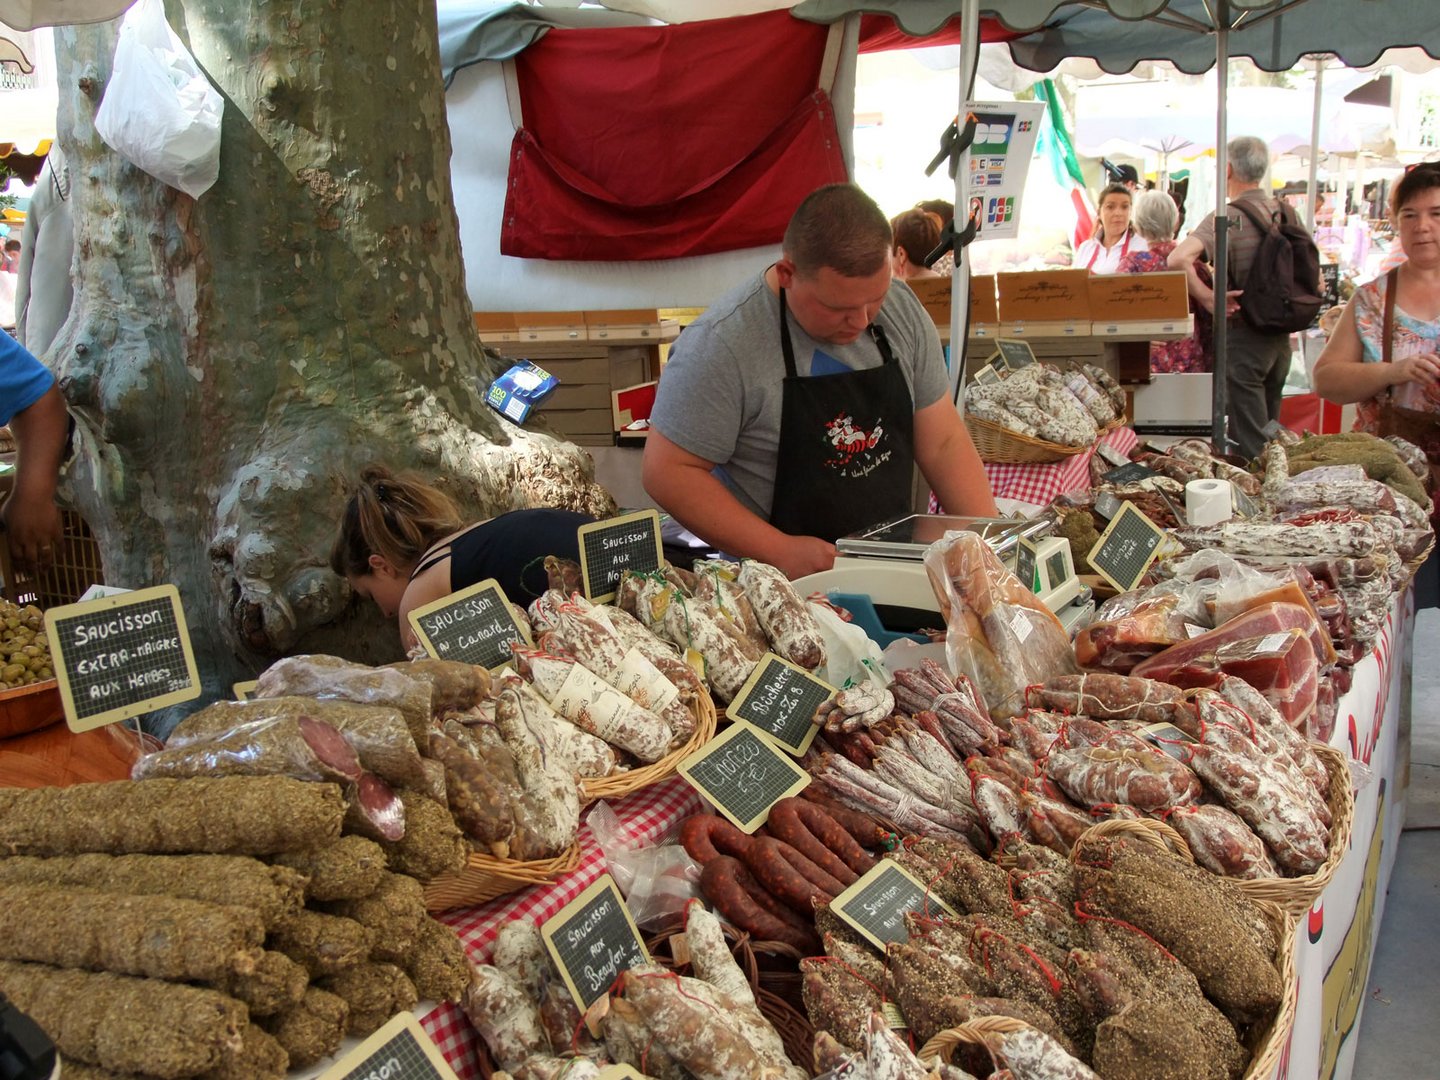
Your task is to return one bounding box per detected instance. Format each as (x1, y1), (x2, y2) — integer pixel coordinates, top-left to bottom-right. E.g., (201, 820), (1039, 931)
(727, 653), (833, 756)
(541, 874), (650, 1012)
(678, 721), (810, 833)
(46, 584), (201, 733)
(578, 509), (664, 603)
(1087, 501), (1167, 594)
(407, 579), (531, 672)
(831, 860), (959, 951)
(316, 1012), (459, 1080)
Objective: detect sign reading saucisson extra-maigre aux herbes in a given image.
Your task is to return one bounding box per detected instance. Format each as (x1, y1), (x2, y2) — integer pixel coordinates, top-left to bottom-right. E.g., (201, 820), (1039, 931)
(407, 579), (531, 672)
(831, 860), (959, 951)
(578, 509), (664, 603)
(46, 584), (201, 733)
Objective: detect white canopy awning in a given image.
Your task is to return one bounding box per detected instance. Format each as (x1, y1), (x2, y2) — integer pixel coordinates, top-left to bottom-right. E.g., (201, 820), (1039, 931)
(0, 21), (57, 156)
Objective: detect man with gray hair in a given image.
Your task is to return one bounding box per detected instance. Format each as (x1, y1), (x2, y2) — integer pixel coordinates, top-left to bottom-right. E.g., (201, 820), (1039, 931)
(1169, 135), (1294, 457)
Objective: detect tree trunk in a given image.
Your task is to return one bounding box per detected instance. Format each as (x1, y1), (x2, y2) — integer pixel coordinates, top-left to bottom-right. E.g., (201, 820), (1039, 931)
(52, 0), (615, 728)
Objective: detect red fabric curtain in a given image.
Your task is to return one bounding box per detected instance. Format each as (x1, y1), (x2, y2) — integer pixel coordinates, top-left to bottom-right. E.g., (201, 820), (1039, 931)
(501, 10), (848, 262)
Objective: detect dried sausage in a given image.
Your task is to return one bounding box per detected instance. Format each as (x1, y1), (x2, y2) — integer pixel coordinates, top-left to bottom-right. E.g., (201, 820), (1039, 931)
(767, 798), (874, 880)
(679, 814), (753, 865)
(797, 789), (898, 850)
(742, 837), (841, 914)
(699, 857), (820, 954)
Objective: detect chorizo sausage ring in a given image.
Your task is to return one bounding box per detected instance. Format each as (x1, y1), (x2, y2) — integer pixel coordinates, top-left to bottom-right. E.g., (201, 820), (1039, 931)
(767, 798), (873, 881)
(700, 857), (820, 955)
(680, 813), (753, 865)
(741, 837), (842, 915)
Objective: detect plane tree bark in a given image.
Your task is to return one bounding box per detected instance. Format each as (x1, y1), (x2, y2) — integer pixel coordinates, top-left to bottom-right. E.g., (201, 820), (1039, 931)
(51, 0), (614, 725)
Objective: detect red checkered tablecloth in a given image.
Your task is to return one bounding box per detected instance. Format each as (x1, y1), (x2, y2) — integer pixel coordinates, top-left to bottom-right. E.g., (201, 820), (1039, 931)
(981, 426), (1139, 508)
(419, 775), (704, 1078)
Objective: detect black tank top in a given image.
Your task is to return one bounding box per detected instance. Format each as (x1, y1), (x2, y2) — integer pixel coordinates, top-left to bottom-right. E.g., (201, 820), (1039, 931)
(410, 509), (595, 606)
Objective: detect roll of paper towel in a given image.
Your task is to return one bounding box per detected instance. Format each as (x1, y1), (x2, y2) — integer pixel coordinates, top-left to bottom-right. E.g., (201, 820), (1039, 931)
(1186, 478), (1233, 527)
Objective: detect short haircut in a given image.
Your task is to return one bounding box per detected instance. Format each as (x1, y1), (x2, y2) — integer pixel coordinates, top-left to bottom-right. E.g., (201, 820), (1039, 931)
(890, 209), (941, 264)
(916, 198), (954, 225)
(1228, 136), (1270, 185)
(1391, 162), (1440, 217)
(783, 183), (892, 278)
(1131, 189), (1179, 243)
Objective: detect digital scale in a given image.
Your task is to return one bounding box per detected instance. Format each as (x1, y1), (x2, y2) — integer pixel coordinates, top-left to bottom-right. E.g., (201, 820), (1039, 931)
(822, 513), (1096, 639)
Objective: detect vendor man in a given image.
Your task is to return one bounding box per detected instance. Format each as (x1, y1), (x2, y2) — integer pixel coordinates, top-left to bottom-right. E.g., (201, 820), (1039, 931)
(643, 183), (996, 579)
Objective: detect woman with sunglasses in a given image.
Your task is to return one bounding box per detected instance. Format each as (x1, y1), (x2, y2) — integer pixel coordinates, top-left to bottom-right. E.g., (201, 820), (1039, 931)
(1313, 163), (1440, 512)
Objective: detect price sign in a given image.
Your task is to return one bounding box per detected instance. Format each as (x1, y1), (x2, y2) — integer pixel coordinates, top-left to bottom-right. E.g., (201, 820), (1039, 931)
(578, 510), (664, 603)
(991, 338), (1037, 372)
(1102, 461), (1160, 485)
(232, 680), (257, 701)
(1232, 485), (1260, 519)
(727, 654), (834, 755)
(45, 584), (201, 733)
(832, 860), (958, 951)
(407, 579), (531, 671)
(1086, 502), (1167, 594)
(541, 874), (650, 1012)
(678, 721), (810, 833)
(971, 361), (1003, 386)
(1015, 538), (1038, 593)
(316, 1013), (459, 1080)
(1096, 442), (1132, 468)
(1093, 491), (1122, 520)
(1139, 721), (1197, 762)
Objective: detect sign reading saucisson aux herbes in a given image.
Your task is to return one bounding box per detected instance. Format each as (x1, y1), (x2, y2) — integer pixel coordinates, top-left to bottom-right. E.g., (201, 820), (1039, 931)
(407, 579), (531, 671)
(678, 720), (810, 833)
(45, 584), (202, 733)
(541, 874), (650, 1013)
(316, 1012), (459, 1080)
(727, 653), (833, 756)
(578, 509), (664, 603)
(832, 860), (959, 951)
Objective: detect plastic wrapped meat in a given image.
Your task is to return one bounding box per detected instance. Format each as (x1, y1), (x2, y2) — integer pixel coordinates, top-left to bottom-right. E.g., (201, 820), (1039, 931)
(387, 656), (491, 713)
(0, 959), (247, 1078)
(1138, 628), (1320, 730)
(0, 853), (305, 928)
(0, 777), (345, 857)
(924, 532), (1079, 719)
(131, 714), (363, 784)
(254, 654), (433, 745)
(0, 883), (265, 981)
(1073, 593), (1192, 673)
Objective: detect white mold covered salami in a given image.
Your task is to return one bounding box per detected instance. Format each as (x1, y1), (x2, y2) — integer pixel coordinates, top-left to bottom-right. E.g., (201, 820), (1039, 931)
(737, 559), (827, 671)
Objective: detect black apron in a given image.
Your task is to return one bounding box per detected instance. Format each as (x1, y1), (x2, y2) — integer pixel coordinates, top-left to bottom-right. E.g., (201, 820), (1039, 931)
(767, 287), (916, 542)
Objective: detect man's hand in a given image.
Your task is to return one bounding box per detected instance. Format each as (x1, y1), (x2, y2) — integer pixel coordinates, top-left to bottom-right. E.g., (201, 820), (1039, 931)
(1203, 288), (1243, 318)
(771, 535), (838, 580)
(2, 489), (62, 575)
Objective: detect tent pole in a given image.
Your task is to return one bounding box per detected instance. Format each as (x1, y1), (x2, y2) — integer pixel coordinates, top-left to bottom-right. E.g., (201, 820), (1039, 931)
(1308, 56), (1324, 230)
(1211, 7), (1231, 452)
(949, 0), (980, 411)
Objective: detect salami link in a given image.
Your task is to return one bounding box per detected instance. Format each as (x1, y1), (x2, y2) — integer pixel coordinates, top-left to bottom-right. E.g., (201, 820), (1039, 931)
(797, 788), (899, 850)
(679, 814), (753, 865)
(767, 798), (873, 881)
(1035, 673), (1186, 723)
(699, 857), (821, 954)
(737, 560), (827, 671)
(742, 837), (841, 914)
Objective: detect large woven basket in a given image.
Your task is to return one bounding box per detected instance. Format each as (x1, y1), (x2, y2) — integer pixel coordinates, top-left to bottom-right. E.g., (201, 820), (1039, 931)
(579, 688), (717, 802)
(965, 413), (1094, 464)
(422, 840), (581, 913)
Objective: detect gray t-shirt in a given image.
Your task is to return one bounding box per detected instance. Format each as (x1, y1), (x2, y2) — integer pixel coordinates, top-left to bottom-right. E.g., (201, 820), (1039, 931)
(649, 273), (948, 519)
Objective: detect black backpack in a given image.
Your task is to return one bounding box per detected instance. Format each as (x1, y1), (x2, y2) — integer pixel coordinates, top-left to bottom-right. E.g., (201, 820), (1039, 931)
(1229, 198), (1324, 334)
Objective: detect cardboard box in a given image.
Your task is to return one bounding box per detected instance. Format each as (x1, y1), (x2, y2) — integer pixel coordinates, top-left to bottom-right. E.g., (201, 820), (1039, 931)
(1088, 271), (1190, 325)
(473, 312), (519, 343)
(996, 269), (1092, 326)
(515, 312), (587, 343)
(612, 380), (658, 434)
(903, 275), (998, 331)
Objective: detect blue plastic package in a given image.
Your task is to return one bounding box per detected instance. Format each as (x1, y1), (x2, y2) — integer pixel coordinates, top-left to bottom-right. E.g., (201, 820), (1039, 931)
(485, 360), (558, 424)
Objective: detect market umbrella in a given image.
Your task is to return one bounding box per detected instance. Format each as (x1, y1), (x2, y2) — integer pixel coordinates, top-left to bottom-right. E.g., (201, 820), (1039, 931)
(795, 0), (1440, 450)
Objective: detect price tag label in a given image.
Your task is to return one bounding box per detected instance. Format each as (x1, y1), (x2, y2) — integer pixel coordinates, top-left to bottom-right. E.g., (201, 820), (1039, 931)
(1096, 442), (1132, 468)
(1015, 537), (1038, 593)
(678, 721), (809, 833)
(1086, 502), (1167, 594)
(541, 874), (650, 1012)
(832, 860), (958, 951)
(992, 337), (1037, 372)
(727, 654), (834, 756)
(45, 584), (202, 733)
(407, 579), (531, 671)
(1139, 721), (1197, 762)
(1101, 461), (1160, 485)
(316, 1013), (459, 1080)
(971, 361), (1003, 386)
(578, 510), (664, 603)
(1093, 491), (1122, 520)
(1232, 485), (1260, 519)
(232, 680), (257, 701)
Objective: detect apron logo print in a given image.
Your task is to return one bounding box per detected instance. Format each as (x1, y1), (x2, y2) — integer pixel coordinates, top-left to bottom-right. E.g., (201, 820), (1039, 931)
(824, 412), (886, 468)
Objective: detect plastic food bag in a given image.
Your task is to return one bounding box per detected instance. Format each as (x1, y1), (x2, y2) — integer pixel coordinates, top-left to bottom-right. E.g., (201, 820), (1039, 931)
(586, 800), (701, 930)
(94, 0), (223, 198)
(807, 600), (889, 689)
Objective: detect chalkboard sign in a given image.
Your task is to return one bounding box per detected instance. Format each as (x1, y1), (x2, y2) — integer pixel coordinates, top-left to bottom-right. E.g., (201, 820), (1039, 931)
(678, 721), (810, 833)
(1086, 501), (1167, 594)
(1319, 262), (1341, 307)
(971, 361), (1003, 386)
(1093, 491), (1122, 520)
(578, 510), (664, 603)
(1232, 485), (1260, 519)
(407, 579), (531, 672)
(727, 654), (834, 755)
(1139, 721), (1196, 762)
(1096, 442), (1131, 468)
(541, 874), (650, 1012)
(990, 338), (1037, 372)
(45, 584), (202, 734)
(1015, 537), (1038, 593)
(316, 1013), (459, 1080)
(597, 1068), (646, 1080)
(1102, 461), (1160, 485)
(232, 680), (257, 701)
(832, 860), (959, 951)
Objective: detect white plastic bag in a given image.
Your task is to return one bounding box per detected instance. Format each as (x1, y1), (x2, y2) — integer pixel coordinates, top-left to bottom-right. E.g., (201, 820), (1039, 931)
(808, 600), (890, 689)
(94, 0), (223, 198)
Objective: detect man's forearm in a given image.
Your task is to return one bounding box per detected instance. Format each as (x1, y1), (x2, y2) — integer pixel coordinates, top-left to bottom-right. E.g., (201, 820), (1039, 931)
(648, 465), (796, 565)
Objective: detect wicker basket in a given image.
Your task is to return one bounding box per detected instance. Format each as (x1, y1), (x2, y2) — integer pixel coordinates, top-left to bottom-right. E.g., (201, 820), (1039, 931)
(579, 689), (717, 802)
(1236, 742), (1355, 917)
(422, 841), (581, 913)
(916, 898), (1298, 1080)
(965, 414), (1094, 464)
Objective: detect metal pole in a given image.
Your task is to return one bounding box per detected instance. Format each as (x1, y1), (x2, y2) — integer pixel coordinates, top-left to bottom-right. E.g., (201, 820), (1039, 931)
(949, 0), (980, 410)
(1211, 7), (1231, 451)
(1308, 56), (1324, 230)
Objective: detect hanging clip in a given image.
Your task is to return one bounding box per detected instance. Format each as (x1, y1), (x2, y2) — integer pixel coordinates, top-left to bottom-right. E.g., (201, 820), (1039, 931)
(922, 209), (980, 268)
(924, 113), (979, 180)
